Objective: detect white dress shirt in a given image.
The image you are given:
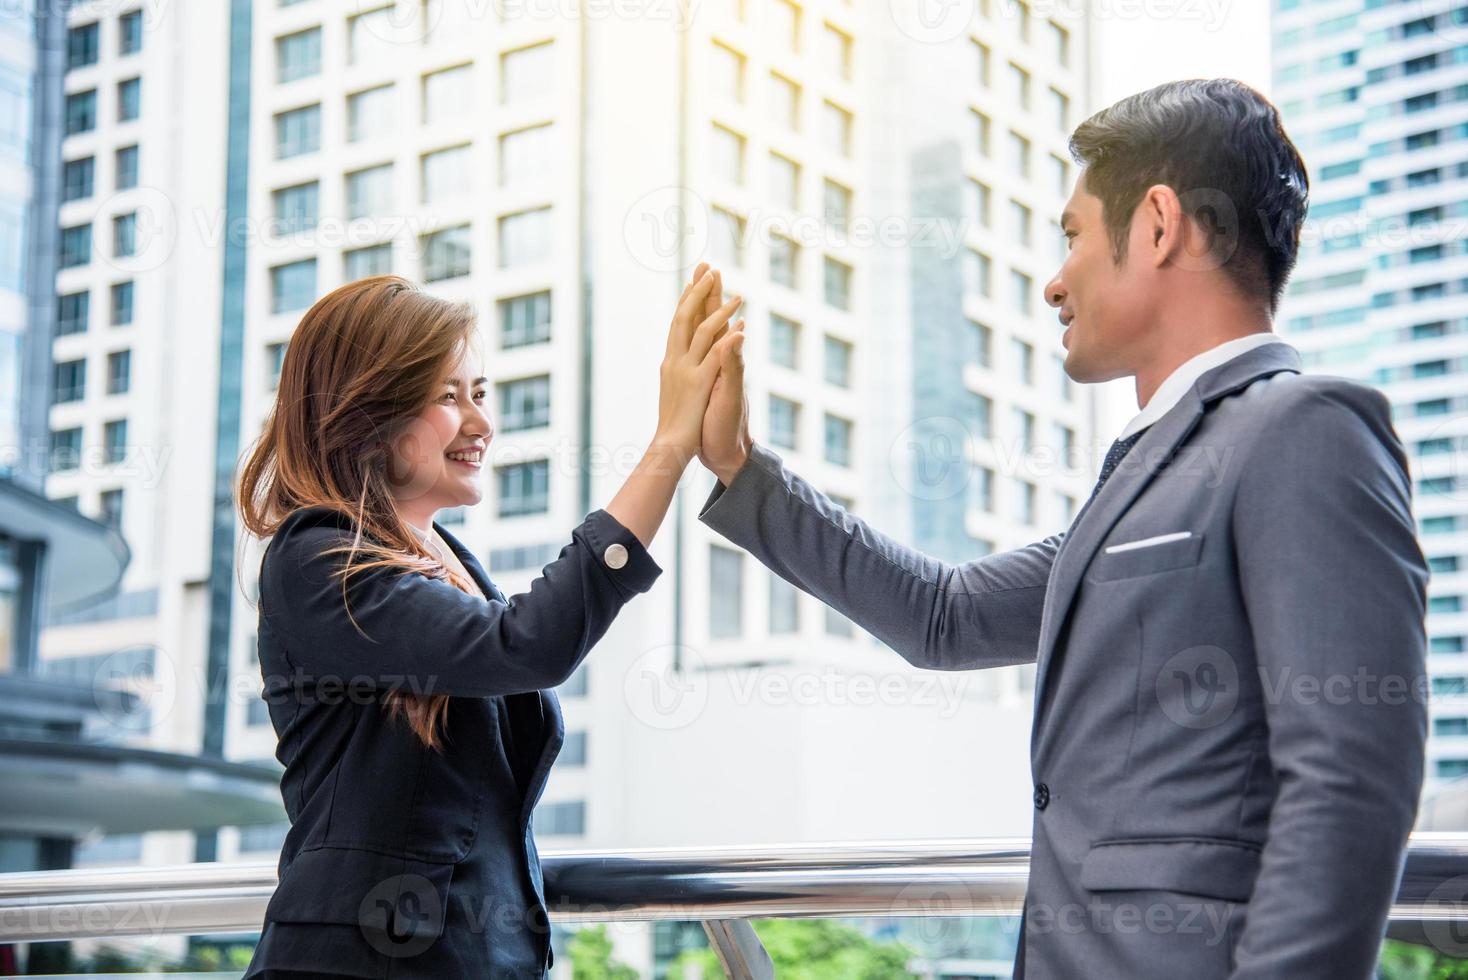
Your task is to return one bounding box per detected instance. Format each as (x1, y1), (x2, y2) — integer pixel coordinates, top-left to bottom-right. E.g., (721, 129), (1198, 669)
(1119, 332), (1290, 441)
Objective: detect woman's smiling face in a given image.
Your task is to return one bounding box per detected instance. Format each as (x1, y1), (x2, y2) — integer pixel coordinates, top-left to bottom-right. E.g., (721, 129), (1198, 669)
(388, 341), (493, 522)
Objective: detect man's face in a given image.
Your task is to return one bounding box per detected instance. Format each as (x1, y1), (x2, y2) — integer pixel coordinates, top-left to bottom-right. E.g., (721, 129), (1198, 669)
(1045, 172), (1152, 384)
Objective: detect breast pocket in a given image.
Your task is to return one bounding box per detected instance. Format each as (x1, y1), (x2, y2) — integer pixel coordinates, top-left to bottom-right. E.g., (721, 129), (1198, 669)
(1087, 531), (1205, 583)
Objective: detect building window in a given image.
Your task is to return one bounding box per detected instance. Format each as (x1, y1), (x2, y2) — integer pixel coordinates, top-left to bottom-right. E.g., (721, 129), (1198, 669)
(499, 123), (553, 187)
(1009, 62), (1031, 109)
(421, 143), (471, 203)
(346, 163), (393, 219)
(710, 208), (746, 268)
(106, 350), (130, 395)
(711, 123), (745, 185)
(501, 42), (553, 105)
(496, 375), (552, 431)
(276, 27), (321, 83)
(114, 145), (138, 190)
(771, 0), (800, 49)
(822, 22), (853, 79)
(67, 23), (99, 69)
(1009, 130), (1031, 178)
(501, 291), (551, 348)
(560, 731), (587, 766)
(423, 63), (472, 124)
(112, 213), (136, 258)
(499, 208), (552, 268)
(59, 223), (92, 268)
(967, 320), (992, 366)
(1011, 269), (1033, 315)
(972, 109), (991, 156)
(62, 157), (94, 202)
(970, 464), (994, 512)
(823, 256), (852, 310)
(769, 314), (799, 369)
(103, 418), (127, 464)
(497, 459), (550, 517)
(99, 488), (123, 528)
(964, 249), (991, 297)
(712, 41), (745, 103)
(272, 181), (319, 236)
(65, 90), (97, 136)
(50, 427), (82, 473)
(537, 800), (585, 836)
(824, 334), (851, 388)
(769, 395), (799, 450)
(822, 100), (852, 157)
(116, 77), (140, 122)
(119, 10), (143, 55)
(54, 358), (86, 403)
(1013, 407), (1034, 453)
(710, 545), (743, 639)
(1049, 87), (1069, 130)
(110, 281), (133, 325)
(1010, 199), (1032, 248)
(1011, 338), (1034, 384)
(769, 152), (799, 210)
(266, 341), (287, 389)
(274, 104), (321, 159)
(344, 243), (392, 280)
(57, 291), (89, 336)
(347, 84), (395, 143)
(769, 71), (800, 130)
(348, 6), (396, 64)
(824, 179), (852, 234)
(422, 225), (472, 281)
(824, 413), (852, 467)
(270, 259), (317, 314)
(770, 574), (799, 634)
(769, 233), (798, 288)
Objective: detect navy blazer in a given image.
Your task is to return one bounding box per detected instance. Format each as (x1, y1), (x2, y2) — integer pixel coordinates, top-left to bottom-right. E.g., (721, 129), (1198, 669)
(242, 504), (660, 979)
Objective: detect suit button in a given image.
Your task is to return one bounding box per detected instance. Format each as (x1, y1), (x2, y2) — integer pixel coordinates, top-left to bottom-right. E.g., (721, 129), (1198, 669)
(1033, 783), (1050, 810)
(604, 543), (629, 569)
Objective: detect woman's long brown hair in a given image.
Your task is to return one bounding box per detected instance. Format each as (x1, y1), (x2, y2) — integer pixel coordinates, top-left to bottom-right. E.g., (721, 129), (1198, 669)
(238, 274), (483, 752)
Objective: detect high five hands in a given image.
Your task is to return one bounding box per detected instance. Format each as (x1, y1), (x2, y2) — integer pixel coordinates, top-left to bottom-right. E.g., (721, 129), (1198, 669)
(689, 263), (753, 486)
(654, 261), (745, 466)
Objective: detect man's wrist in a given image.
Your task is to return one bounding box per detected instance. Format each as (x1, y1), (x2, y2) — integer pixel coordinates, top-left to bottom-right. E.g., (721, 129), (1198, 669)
(713, 445), (751, 487)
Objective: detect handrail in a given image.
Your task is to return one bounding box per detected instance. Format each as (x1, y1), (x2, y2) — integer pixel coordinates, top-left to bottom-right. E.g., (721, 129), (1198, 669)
(0, 834), (1465, 942)
(0, 833), (1462, 962)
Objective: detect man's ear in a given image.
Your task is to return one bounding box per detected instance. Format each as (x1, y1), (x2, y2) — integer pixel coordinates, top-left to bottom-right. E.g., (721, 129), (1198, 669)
(1142, 184), (1185, 268)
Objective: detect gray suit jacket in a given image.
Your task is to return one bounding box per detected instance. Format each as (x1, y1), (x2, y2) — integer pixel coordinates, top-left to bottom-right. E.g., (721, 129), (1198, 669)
(698, 341), (1429, 978)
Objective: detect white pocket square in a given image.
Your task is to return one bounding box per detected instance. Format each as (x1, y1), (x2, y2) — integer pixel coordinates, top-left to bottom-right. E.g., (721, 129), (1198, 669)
(1103, 531), (1193, 555)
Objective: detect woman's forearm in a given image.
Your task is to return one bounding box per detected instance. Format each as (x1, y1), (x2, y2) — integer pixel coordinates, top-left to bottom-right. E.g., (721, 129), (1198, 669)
(604, 437), (695, 549)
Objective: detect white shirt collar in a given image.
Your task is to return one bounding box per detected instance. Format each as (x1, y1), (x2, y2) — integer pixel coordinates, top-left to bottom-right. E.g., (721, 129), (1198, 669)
(1120, 333), (1288, 441)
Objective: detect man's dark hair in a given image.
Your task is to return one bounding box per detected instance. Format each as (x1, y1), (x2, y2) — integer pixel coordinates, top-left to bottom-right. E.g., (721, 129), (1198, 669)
(1068, 78), (1310, 315)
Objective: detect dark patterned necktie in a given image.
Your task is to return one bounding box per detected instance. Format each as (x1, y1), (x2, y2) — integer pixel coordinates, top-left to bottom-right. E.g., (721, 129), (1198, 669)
(1087, 429), (1146, 504)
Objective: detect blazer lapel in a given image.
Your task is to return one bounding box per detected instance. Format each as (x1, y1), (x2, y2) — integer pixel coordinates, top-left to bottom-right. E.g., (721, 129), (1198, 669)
(433, 521), (507, 604)
(433, 519), (565, 827)
(1030, 342), (1303, 738)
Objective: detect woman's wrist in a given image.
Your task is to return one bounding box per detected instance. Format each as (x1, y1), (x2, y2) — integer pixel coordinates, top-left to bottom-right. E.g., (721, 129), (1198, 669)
(645, 433), (697, 477)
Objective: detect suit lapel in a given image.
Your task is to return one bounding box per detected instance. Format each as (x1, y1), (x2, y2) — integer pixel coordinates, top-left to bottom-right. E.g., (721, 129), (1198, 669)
(433, 519), (564, 824)
(433, 521), (507, 604)
(1030, 342), (1303, 739)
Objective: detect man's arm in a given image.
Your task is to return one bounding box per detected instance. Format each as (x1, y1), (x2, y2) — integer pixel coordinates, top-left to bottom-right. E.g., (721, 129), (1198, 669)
(698, 442), (1061, 670)
(1228, 381), (1429, 978)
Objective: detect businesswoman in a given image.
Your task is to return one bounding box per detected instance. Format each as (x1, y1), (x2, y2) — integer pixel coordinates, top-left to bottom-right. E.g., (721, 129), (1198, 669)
(237, 266), (742, 978)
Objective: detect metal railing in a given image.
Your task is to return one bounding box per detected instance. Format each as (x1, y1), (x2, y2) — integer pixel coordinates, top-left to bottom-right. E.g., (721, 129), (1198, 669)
(2, 833), (1467, 979)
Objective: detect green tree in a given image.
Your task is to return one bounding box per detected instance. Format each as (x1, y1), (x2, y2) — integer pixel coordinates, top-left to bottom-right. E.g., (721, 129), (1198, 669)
(670, 919), (916, 980)
(569, 924), (639, 980)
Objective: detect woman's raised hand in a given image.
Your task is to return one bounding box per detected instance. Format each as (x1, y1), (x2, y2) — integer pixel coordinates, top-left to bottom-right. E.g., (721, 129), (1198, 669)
(654, 261), (745, 458)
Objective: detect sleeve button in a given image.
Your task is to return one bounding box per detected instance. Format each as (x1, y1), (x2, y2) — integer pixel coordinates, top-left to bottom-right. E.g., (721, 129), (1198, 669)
(604, 543), (629, 569)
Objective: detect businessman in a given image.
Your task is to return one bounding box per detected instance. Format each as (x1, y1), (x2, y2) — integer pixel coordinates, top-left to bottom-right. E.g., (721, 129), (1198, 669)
(693, 79), (1430, 977)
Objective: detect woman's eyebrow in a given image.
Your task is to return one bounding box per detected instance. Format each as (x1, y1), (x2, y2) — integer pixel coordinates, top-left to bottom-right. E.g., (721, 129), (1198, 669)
(444, 376), (490, 386)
